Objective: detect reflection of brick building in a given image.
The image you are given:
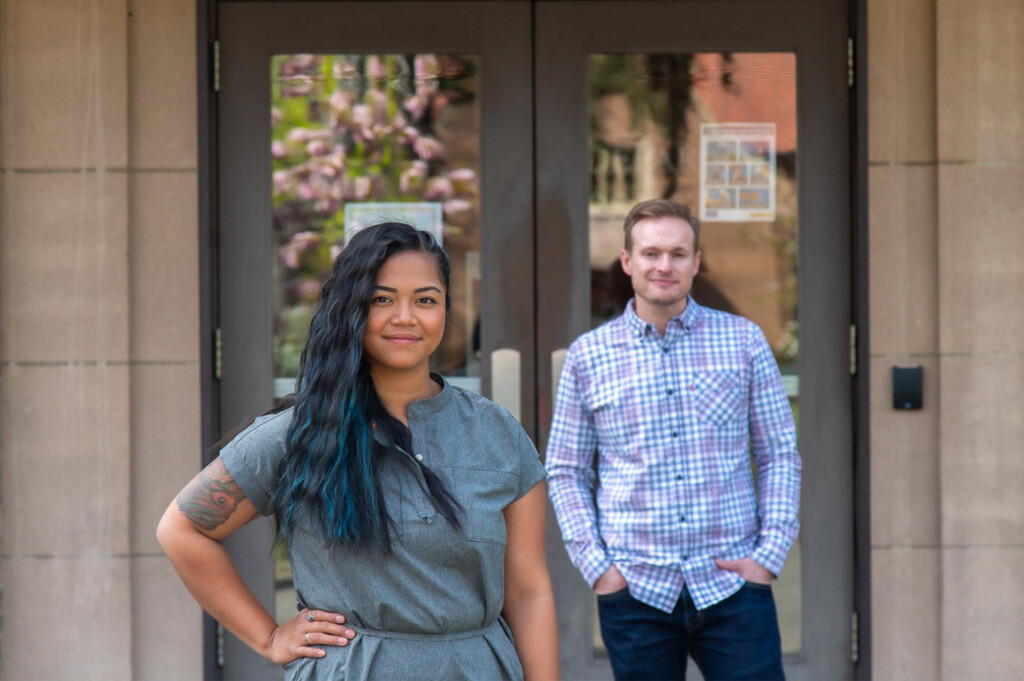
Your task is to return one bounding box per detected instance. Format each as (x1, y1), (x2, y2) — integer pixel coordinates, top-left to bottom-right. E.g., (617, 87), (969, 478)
(589, 53), (798, 355)
(1, 2), (1021, 680)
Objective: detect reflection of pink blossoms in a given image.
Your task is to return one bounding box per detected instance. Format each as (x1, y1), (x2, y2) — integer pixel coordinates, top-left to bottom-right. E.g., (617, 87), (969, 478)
(414, 137), (444, 160)
(366, 56), (388, 80)
(306, 139), (330, 156)
(425, 176), (454, 200)
(404, 94), (429, 121)
(443, 199), (473, 217)
(290, 278), (323, 303)
(352, 104), (372, 129)
(449, 168), (477, 195)
(279, 231), (321, 269)
(400, 162), (427, 194)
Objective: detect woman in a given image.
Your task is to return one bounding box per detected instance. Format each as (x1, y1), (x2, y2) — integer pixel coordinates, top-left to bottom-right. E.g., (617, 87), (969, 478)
(157, 223), (558, 680)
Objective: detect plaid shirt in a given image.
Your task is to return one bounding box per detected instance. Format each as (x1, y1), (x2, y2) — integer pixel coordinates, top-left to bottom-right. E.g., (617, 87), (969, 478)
(546, 298), (801, 612)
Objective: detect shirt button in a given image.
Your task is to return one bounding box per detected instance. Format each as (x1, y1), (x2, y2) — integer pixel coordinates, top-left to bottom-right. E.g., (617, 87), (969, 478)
(682, 555), (689, 561)
(662, 347), (669, 353)
(679, 515), (686, 522)
(671, 431), (678, 437)
(666, 389), (674, 395)
(415, 454), (423, 461)
(675, 474), (683, 481)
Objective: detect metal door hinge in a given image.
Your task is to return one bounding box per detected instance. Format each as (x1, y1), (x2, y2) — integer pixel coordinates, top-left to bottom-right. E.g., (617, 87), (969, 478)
(851, 611), (860, 663)
(212, 40), (221, 92)
(214, 327), (223, 380)
(849, 324), (858, 376)
(847, 38), (855, 88)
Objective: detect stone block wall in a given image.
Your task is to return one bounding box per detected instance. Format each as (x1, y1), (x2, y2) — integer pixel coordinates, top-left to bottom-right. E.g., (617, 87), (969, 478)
(0, 0), (203, 678)
(869, 0), (1024, 678)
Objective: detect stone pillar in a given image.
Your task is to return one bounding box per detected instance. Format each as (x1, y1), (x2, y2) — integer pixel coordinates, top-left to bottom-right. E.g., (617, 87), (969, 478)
(867, 0), (942, 677)
(0, 0), (202, 678)
(935, 0), (1024, 678)
(126, 0), (203, 679)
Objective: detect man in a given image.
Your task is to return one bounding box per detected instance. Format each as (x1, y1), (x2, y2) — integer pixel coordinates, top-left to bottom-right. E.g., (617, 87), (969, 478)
(546, 199), (800, 681)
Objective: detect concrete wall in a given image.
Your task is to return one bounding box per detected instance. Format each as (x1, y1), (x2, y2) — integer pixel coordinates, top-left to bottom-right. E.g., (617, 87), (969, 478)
(0, 0), (203, 678)
(868, 0), (1024, 678)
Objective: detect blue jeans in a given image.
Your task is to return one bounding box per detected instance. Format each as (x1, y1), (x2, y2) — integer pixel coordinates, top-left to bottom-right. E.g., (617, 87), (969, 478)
(597, 582), (784, 681)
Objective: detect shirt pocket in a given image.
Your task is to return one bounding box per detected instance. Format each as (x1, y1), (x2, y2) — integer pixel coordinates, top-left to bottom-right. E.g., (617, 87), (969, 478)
(451, 468), (517, 546)
(694, 370), (747, 428)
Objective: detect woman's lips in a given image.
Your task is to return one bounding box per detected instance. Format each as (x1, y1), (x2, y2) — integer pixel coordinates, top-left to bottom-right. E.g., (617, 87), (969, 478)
(385, 334), (419, 344)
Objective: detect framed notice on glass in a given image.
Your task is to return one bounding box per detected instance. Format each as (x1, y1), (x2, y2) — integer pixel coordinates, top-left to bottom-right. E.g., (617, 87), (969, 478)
(343, 202), (444, 245)
(699, 123), (776, 222)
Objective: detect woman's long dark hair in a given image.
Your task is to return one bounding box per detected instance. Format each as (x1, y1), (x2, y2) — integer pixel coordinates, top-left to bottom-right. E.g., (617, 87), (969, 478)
(273, 222), (462, 552)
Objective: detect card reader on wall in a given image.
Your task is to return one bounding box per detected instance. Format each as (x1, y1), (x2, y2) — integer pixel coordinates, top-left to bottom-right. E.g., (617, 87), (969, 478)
(892, 366), (923, 410)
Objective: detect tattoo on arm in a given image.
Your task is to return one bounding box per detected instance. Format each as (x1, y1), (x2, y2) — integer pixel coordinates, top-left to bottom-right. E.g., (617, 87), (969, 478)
(176, 458), (248, 531)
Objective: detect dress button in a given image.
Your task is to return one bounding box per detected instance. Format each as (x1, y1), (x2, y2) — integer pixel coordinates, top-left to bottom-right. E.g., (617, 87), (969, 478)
(415, 454), (423, 461)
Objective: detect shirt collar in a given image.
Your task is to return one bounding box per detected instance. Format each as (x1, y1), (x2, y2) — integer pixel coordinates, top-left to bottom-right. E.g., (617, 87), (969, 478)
(622, 296), (704, 339)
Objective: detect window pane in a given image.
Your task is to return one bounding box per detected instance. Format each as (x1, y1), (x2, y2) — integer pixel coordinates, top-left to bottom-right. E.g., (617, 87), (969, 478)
(269, 52), (482, 623)
(587, 52), (801, 657)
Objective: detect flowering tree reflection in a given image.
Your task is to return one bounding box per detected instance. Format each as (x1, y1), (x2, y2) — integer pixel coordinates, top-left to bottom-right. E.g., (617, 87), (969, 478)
(271, 54), (480, 377)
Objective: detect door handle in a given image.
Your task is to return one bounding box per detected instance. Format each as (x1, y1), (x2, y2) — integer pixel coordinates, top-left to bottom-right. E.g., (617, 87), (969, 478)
(491, 348), (521, 423)
(551, 348), (568, 408)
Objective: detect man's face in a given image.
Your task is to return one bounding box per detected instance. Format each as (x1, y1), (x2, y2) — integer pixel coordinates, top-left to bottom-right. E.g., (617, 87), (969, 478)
(620, 216), (701, 316)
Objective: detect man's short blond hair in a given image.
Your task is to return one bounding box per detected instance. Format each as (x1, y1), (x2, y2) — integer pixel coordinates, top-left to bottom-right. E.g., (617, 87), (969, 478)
(623, 199), (700, 252)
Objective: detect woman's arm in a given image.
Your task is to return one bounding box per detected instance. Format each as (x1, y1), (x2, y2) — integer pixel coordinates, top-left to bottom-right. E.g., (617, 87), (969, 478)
(502, 482), (559, 681)
(156, 457), (354, 664)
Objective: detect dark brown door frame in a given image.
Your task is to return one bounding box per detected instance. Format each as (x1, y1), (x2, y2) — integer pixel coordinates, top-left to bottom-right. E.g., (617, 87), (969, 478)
(195, 1), (873, 679)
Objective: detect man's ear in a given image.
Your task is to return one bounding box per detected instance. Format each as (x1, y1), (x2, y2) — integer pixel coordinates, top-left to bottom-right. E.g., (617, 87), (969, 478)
(619, 248), (633, 276)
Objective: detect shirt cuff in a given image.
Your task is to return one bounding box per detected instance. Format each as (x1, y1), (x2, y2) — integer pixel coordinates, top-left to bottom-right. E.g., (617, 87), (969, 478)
(751, 543), (787, 578)
(571, 541), (613, 587)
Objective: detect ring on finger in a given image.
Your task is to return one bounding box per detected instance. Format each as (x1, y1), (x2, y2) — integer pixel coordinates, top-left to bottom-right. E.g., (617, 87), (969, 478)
(306, 612), (314, 622)
(305, 633), (311, 645)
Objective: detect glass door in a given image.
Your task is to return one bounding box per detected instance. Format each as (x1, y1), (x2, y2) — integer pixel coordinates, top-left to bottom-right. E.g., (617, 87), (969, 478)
(535, 3), (852, 680)
(217, 3), (533, 678)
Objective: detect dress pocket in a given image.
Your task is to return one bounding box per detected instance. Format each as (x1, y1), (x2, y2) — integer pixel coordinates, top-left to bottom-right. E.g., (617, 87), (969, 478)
(452, 468), (517, 546)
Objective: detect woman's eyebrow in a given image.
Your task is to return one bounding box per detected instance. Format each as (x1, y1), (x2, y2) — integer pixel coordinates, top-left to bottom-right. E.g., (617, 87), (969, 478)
(373, 285), (443, 293)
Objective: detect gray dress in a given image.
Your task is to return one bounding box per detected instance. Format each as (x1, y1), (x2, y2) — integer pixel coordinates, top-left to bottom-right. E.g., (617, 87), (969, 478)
(220, 377), (547, 681)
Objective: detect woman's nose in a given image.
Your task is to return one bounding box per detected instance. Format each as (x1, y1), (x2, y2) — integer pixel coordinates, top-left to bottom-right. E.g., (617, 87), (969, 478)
(391, 300), (414, 323)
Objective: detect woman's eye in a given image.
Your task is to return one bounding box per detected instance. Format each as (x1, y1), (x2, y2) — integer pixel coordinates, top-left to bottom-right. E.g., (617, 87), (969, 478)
(372, 295), (390, 304)
(418, 297), (438, 305)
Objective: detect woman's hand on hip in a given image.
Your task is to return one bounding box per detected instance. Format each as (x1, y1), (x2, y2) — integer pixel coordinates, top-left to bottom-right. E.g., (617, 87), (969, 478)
(265, 608), (356, 664)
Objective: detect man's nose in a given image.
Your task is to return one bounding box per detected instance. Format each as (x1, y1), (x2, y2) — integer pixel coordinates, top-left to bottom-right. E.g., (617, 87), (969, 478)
(656, 254), (673, 270)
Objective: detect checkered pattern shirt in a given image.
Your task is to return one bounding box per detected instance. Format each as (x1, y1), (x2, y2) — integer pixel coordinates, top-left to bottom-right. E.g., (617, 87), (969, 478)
(546, 298), (801, 612)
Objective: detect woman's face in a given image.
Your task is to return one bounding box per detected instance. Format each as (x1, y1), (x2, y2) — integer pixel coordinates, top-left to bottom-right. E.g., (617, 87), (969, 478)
(363, 250), (447, 375)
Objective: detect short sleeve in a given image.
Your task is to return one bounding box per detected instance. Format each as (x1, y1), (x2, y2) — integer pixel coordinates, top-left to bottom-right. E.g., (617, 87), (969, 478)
(218, 409), (294, 516)
(511, 421), (547, 501)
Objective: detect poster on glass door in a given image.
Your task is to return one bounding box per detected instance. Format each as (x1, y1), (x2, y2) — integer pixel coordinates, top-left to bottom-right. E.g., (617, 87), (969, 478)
(699, 123), (776, 222)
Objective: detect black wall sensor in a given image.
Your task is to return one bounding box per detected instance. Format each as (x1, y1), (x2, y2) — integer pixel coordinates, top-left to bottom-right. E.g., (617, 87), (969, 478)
(892, 366), (923, 410)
